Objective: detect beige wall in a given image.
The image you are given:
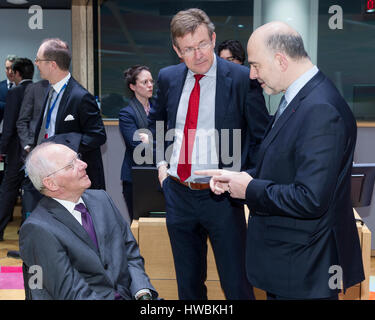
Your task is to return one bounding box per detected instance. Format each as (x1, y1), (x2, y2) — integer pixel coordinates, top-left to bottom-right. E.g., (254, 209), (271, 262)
(71, 0), (94, 94)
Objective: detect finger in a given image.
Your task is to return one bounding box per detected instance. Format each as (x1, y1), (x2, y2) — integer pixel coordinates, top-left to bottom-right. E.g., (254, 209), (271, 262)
(212, 175), (231, 183)
(194, 169), (223, 176)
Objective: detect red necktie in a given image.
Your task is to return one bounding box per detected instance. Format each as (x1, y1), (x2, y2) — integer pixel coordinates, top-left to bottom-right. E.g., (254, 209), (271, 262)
(177, 74), (204, 182)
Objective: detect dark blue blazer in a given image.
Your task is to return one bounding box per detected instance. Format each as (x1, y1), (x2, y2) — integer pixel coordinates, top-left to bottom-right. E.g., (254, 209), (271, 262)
(119, 104), (147, 182)
(148, 56), (270, 171)
(35, 77), (107, 189)
(245, 71), (364, 298)
(0, 79), (8, 123)
(1, 80), (33, 155)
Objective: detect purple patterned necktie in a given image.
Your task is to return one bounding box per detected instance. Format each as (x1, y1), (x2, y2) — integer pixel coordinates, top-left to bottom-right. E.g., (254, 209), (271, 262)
(74, 203), (99, 250)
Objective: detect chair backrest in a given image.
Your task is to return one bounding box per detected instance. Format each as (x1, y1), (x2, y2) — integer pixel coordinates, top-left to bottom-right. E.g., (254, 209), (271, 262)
(351, 163), (375, 207)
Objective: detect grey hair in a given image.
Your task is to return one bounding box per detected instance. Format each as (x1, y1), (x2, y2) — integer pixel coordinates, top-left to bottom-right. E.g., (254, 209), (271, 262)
(266, 33), (309, 60)
(6, 54), (17, 62)
(25, 142), (57, 192)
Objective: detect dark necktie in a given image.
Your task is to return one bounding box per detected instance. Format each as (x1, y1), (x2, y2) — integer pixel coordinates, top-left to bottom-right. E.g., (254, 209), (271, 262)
(272, 95), (288, 127)
(177, 74), (205, 182)
(8, 82), (13, 89)
(74, 203), (99, 250)
(37, 87), (55, 144)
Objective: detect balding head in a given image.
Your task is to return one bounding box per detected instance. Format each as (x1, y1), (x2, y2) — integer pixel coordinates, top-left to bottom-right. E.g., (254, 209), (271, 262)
(26, 143), (90, 202)
(247, 21), (313, 94)
(249, 21), (308, 61)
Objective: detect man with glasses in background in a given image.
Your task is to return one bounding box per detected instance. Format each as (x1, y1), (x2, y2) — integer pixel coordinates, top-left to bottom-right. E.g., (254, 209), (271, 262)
(148, 8), (269, 300)
(19, 142), (157, 300)
(33, 38), (106, 191)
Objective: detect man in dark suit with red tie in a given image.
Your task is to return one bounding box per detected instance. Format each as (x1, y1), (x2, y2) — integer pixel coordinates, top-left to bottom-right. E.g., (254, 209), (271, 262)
(148, 8), (270, 300)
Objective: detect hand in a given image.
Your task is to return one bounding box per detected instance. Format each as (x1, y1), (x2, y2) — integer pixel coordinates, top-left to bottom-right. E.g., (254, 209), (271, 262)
(158, 164), (168, 187)
(195, 169), (252, 199)
(139, 133), (149, 144)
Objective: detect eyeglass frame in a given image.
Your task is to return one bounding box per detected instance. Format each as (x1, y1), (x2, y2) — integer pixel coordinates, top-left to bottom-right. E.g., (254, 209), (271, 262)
(45, 153), (82, 178)
(178, 41), (213, 57)
(35, 58), (53, 63)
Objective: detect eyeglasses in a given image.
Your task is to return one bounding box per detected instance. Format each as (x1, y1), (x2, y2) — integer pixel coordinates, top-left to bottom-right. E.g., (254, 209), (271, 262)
(179, 41), (212, 57)
(138, 79), (154, 86)
(35, 58), (53, 63)
(45, 153), (82, 177)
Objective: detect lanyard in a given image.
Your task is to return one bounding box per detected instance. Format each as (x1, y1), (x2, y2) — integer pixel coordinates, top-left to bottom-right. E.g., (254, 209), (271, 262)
(45, 82), (68, 130)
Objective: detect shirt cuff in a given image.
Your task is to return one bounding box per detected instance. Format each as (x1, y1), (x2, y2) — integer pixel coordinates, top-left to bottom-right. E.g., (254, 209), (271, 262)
(135, 288), (152, 300)
(156, 160), (168, 169)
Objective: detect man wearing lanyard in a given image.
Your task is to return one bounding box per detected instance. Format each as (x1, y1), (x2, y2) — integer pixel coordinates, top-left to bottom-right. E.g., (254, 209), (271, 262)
(32, 38), (106, 191)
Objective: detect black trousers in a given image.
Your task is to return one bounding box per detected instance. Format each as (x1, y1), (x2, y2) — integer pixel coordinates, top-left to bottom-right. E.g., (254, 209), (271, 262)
(162, 176), (254, 300)
(0, 153), (24, 235)
(266, 292), (339, 300)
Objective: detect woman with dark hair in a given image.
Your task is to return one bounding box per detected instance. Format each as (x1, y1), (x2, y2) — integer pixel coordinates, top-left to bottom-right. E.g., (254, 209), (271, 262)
(119, 65), (154, 222)
(217, 39), (246, 65)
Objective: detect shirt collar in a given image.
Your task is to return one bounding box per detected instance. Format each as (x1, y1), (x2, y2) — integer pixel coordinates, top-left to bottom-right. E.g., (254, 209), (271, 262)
(187, 52), (217, 78)
(19, 79), (32, 85)
(7, 79), (14, 87)
(52, 72), (71, 93)
(53, 196), (84, 214)
(284, 65), (319, 105)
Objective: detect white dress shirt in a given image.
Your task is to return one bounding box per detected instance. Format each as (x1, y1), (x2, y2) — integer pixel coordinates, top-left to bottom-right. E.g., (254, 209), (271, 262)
(168, 54), (219, 182)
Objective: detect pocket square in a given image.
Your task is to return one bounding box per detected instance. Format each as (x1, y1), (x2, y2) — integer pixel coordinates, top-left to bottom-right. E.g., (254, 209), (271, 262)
(64, 114), (75, 121)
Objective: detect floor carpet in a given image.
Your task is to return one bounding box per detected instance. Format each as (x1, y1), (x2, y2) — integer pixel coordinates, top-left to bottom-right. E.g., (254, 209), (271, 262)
(0, 266), (24, 290)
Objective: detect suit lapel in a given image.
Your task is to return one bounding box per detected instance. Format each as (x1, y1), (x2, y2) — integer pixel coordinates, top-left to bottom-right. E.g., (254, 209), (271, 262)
(55, 77), (74, 133)
(215, 58), (231, 131)
(42, 196), (100, 255)
(255, 71), (326, 174)
(169, 64), (188, 129)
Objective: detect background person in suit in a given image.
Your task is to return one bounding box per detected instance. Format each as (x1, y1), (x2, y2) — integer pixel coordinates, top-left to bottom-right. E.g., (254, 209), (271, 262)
(17, 79), (50, 155)
(196, 21), (364, 300)
(20, 142), (158, 300)
(34, 38), (106, 190)
(217, 40), (246, 65)
(0, 54), (17, 123)
(0, 58), (34, 241)
(0, 55), (17, 186)
(16, 79), (50, 222)
(148, 8), (269, 300)
(119, 65), (154, 223)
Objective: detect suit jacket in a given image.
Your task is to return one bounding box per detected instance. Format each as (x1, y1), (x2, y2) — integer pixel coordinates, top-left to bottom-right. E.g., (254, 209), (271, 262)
(19, 189), (157, 300)
(245, 71), (364, 298)
(16, 79), (49, 149)
(0, 79), (9, 124)
(0, 80), (33, 157)
(148, 56), (270, 171)
(35, 77), (107, 190)
(119, 98), (152, 182)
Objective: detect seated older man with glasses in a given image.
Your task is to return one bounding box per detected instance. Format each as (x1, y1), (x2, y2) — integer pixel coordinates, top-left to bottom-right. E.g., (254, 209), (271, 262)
(19, 142), (158, 300)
